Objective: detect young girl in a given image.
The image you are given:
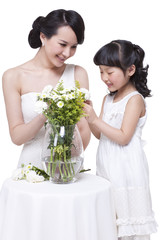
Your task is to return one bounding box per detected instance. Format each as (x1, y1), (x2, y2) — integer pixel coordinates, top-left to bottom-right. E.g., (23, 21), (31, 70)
(84, 40), (157, 240)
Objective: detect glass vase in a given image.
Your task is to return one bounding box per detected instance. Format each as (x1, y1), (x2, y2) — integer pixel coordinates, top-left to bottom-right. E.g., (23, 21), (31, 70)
(41, 123), (84, 183)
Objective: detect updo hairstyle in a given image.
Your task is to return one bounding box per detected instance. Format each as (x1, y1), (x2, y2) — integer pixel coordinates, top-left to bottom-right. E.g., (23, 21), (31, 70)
(28, 9), (85, 49)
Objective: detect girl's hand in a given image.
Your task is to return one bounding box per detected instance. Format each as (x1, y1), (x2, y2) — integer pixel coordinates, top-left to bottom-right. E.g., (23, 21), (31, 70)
(84, 100), (93, 107)
(83, 103), (98, 124)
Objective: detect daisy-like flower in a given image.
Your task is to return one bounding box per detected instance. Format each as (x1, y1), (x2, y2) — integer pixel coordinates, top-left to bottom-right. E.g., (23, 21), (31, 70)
(35, 101), (48, 114)
(42, 85), (53, 95)
(25, 170), (44, 183)
(62, 94), (69, 101)
(80, 88), (91, 100)
(12, 164), (48, 183)
(57, 101), (64, 108)
(71, 92), (75, 98)
(23, 164), (33, 174)
(57, 95), (62, 100)
(34, 80), (91, 182)
(35, 80), (91, 125)
(12, 168), (24, 181)
(25, 164), (33, 169)
(41, 93), (47, 98)
(68, 93), (75, 100)
(64, 87), (75, 92)
(51, 94), (59, 101)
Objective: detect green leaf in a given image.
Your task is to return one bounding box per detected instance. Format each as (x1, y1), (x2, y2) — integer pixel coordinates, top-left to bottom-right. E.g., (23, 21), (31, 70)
(75, 80), (80, 89)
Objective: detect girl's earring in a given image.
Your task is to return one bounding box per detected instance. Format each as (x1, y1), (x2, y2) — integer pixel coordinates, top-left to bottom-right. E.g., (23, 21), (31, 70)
(42, 42), (45, 47)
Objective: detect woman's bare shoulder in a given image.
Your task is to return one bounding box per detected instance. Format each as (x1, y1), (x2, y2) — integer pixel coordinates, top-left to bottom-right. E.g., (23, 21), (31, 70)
(2, 67), (18, 88)
(2, 63), (29, 94)
(2, 61), (31, 85)
(75, 64), (87, 72)
(74, 65), (89, 89)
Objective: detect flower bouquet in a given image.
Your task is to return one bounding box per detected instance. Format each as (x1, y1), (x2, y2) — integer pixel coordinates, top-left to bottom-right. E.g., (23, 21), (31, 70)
(35, 80), (90, 183)
(12, 164), (49, 183)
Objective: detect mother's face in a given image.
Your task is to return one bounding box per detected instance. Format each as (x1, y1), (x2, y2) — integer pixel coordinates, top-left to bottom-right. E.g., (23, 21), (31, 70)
(40, 26), (78, 67)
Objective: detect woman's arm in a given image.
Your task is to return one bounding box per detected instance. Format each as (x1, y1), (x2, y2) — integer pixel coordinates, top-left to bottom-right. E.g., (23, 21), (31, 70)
(84, 94), (145, 145)
(75, 65), (91, 149)
(2, 69), (47, 146)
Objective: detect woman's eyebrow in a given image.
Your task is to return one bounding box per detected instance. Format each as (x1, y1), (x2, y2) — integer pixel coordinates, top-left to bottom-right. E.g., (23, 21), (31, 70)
(58, 39), (78, 45)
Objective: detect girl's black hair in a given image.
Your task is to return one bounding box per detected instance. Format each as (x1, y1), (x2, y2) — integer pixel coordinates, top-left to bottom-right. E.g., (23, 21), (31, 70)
(28, 9), (85, 48)
(94, 40), (151, 98)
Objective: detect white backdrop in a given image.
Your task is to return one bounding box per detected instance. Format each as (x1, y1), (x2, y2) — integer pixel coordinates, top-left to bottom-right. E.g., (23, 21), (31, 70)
(0, 0), (159, 238)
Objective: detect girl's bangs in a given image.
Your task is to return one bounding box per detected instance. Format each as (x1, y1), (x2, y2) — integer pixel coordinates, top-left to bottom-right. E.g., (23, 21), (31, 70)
(94, 44), (123, 69)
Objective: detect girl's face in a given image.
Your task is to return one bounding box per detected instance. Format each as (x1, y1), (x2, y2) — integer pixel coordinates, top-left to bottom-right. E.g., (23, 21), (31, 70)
(41, 26), (78, 67)
(99, 65), (134, 92)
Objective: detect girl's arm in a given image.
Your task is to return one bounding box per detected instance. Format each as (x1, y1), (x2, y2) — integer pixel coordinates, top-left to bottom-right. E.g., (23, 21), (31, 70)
(2, 69), (47, 146)
(84, 94), (145, 145)
(75, 65), (91, 149)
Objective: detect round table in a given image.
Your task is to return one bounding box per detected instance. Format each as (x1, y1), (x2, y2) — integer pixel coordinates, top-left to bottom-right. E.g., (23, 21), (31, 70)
(0, 173), (117, 240)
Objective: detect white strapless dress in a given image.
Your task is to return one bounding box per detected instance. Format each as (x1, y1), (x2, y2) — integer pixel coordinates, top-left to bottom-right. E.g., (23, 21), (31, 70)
(18, 64), (76, 169)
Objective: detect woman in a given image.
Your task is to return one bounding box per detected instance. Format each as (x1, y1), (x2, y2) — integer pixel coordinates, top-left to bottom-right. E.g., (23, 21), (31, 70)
(2, 9), (90, 169)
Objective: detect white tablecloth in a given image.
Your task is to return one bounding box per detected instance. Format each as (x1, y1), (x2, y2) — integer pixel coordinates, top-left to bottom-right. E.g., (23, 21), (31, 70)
(0, 173), (117, 240)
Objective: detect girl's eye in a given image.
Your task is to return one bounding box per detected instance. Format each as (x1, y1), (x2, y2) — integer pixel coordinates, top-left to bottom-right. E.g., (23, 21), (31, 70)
(108, 72), (113, 75)
(71, 45), (77, 49)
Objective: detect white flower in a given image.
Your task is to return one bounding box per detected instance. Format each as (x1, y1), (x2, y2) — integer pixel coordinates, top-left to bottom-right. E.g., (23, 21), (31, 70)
(36, 93), (41, 97)
(42, 85), (53, 95)
(59, 90), (67, 94)
(25, 170), (44, 183)
(12, 164), (46, 183)
(62, 94), (69, 101)
(63, 88), (70, 92)
(80, 88), (91, 100)
(64, 87), (75, 92)
(57, 95), (62, 100)
(68, 93), (75, 100)
(41, 93), (47, 98)
(23, 164), (33, 172)
(35, 101), (48, 114)
(12, 168), (24, 181)
(57, 101), (64, 108)
(51, 94), (59, 101)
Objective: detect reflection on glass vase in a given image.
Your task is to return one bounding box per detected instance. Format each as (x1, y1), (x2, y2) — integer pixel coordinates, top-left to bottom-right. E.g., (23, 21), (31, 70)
(41, 123), (84, 183)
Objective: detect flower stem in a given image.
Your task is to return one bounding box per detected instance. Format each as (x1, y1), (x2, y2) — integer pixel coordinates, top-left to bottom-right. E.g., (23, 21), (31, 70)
(51, 147), (53, 162)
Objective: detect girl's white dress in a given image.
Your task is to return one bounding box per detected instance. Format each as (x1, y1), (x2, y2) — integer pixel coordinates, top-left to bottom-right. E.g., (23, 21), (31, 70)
(18, 64), (76, 169)
(96, 91), (157, 240)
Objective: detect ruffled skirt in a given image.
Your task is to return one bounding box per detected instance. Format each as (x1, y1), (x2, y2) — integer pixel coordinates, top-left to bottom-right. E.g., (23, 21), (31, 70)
(113, 186), (157, 238)
(118, 235), (150, 240)
(96, 137), (157, 238)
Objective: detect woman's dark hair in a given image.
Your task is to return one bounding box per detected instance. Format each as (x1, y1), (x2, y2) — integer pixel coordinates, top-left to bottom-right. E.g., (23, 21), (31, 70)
(94, 40), (151, 98)
(28, 9), (85, 48)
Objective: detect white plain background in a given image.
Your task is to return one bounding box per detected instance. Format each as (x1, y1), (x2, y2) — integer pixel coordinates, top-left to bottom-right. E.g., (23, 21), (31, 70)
(0, 0), (159, 239)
